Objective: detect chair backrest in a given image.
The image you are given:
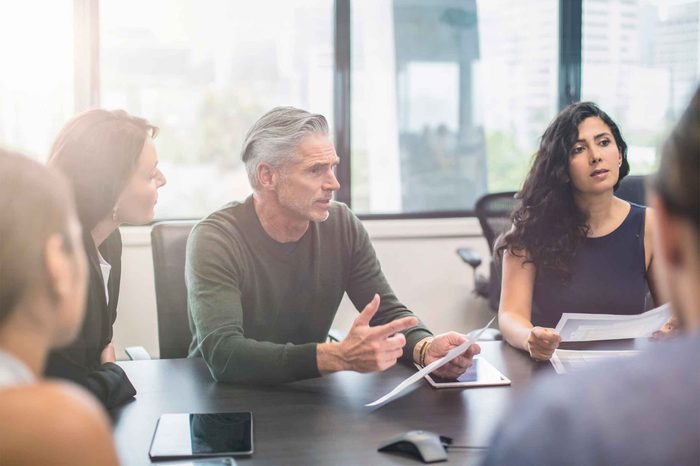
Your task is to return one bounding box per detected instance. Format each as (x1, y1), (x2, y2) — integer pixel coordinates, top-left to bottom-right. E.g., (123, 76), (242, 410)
(475, 191), (520, 252)
(151, 221), (197, 359)
(616, 175), (648, 206)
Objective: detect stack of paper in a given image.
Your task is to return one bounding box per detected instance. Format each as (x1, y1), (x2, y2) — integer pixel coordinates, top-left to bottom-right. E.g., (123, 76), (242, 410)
(549, 304), (672, 374)
(554, 304), (671, 342)
(550, 349), (640, 374)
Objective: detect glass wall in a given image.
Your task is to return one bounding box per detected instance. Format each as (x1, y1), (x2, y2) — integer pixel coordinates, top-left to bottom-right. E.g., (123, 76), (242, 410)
(2, 0), (697, 217)
(100, 0), (334, 218)
(350, 0), (559, 214)
(0, 1), (74, 159)
(581, 0), (700, 175)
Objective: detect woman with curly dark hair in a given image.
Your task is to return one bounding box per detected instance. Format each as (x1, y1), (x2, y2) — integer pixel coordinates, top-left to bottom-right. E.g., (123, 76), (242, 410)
(498, 102), (666, 361)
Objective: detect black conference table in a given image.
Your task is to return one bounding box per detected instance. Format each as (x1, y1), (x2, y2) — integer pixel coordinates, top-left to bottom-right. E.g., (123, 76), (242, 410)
(112, 340), (642, 466)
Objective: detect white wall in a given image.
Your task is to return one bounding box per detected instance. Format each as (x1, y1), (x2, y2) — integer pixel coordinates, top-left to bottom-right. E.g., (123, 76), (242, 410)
(112, 218), (494, 359)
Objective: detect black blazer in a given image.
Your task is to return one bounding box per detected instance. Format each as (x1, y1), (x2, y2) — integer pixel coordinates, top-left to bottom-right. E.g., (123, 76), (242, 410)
(45, 229), (136, 408)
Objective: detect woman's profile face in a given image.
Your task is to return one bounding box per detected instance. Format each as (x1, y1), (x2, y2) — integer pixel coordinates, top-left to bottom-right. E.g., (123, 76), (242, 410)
(568, 116), (622, 195)
(113, 138), (167, 225)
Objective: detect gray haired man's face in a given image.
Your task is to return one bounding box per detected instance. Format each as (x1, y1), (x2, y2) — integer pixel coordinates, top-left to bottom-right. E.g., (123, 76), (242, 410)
(274, 134), (340, 223)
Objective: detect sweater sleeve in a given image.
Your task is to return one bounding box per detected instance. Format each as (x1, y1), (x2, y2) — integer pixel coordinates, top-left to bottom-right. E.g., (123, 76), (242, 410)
(44, 229), (135, 409)
(186, 222), (319, 385)
(342, 207), (433, 361)
(45, 347), (135, 409)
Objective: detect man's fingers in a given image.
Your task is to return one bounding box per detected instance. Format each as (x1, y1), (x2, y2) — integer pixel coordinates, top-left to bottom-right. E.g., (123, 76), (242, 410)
(384, 332), (407, 350)
(370, 315), (418, 339)
(354, 294), (381, 327)
(433, 363), (466, 379)
(447, 354), (473, 370)
(379, 357), (400, 371)
(383, 347), (404, 362)
(442, 343), (480, 366)
(439, 331), (467, 346)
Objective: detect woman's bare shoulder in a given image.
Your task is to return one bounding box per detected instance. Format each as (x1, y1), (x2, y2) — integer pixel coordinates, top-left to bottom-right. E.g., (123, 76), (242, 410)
(644, 205), (656, 240)
(0, 382), (119, 465)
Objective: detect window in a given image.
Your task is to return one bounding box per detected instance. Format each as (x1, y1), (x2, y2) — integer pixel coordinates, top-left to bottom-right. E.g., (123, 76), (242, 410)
(4, 1), (692, 218)
(581, 0), (700, 175)
(100, 0), (333, 218)
(0, 1), (74, 159)
(350, 0), (559, 215)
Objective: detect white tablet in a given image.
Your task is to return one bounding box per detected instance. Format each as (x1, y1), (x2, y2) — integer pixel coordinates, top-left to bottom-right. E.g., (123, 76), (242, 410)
(417, 356), (511, 388)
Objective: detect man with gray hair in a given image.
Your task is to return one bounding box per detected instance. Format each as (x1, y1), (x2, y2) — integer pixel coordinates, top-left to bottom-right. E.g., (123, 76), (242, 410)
(186, 106), (480, 384)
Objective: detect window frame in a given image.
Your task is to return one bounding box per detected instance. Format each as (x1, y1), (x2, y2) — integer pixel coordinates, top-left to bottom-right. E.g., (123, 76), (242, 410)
(82, 0), (583, 220)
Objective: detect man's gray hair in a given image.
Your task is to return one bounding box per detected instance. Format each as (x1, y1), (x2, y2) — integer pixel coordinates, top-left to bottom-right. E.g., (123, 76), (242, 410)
(241, 106), (329, 190)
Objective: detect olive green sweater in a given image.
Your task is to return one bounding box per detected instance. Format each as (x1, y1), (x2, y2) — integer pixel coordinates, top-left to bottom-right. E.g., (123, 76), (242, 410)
(185, 196), (432, 384)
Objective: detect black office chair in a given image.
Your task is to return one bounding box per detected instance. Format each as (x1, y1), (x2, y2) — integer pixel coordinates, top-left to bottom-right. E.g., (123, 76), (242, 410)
(457, 192), (520, 312)
(616, 175), (648, 206)
(151, 221), (197, 359)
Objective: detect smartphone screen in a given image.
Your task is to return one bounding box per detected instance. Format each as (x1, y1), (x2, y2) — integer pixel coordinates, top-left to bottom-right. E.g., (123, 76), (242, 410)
(150, 412), (253, 460)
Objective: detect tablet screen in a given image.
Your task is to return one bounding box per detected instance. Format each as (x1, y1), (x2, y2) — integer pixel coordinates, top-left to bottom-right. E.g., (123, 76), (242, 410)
(149, 412), (253, 460)
(421, 357), (511, 388)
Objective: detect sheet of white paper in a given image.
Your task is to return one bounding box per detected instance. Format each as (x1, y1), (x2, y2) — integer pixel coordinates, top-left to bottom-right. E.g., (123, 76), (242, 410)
(550, 349), (641, 374)
(365, 316), (496, 407)
(554, 303), (671, 342)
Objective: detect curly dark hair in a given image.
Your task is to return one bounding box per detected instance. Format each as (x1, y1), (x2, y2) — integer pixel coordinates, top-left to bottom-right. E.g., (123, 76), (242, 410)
(500, 102), (630, 280)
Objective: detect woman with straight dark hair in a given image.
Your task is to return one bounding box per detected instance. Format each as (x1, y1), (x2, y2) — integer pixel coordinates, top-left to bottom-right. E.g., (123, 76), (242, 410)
(498, 102), (666, 361)
(46, 109), (166, 407)
(0, 149), (119, 465)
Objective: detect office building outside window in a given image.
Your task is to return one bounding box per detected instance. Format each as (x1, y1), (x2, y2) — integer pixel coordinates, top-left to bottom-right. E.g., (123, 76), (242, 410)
(581, 0), (700, 176)
(350, 0), (559, 214)
(4, 1), (695, 219)
(0, 1), (73, 160)
(101, 0), (333, 219)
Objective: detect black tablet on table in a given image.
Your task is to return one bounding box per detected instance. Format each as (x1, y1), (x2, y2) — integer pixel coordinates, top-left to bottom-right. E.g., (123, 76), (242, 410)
(149, 412), (253, 461)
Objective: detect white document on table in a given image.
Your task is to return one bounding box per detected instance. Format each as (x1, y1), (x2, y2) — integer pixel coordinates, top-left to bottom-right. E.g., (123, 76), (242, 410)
(365, 316), (496, 407)
(554, 303), (671, 342)
(550, 349), (641, 374)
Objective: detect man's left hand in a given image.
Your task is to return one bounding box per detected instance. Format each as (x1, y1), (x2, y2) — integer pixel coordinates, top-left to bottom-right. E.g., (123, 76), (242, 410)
(421, 332), (481, 379)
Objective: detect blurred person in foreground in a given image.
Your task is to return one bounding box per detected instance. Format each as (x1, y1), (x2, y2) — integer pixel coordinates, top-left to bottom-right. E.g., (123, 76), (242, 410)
(0, 149), (119, 465)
